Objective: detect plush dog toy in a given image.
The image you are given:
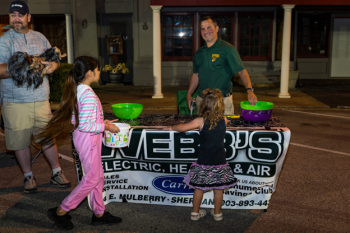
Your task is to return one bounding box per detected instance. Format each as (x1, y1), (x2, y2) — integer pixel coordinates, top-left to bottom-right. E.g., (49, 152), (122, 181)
(7, 47), (67, 89)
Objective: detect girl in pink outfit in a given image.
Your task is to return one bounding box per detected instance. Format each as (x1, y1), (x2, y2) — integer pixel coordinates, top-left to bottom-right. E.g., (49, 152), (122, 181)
(38, 56), (122, 231)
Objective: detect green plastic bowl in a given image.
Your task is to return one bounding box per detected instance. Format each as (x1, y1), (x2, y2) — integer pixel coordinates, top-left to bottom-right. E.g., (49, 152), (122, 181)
(240, 101), (274, 111)
(111, 103), (143, 119)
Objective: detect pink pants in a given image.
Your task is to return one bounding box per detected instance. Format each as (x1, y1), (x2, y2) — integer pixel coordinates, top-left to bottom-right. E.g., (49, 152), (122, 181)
(60, 131), (105, 215)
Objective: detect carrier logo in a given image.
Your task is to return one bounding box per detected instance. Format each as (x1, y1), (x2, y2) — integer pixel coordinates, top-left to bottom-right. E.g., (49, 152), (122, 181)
(152, 175), (194, 195)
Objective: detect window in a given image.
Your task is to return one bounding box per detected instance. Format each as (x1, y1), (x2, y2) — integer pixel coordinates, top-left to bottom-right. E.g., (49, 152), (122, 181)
(161, 12), (273, 61)
(0, 16), (10, 37)
(238, 13), (273, 60)
(297, 14), (329, 57)
(0, 16), (9, 24)
(216, 15), (233, 43)
(162, 14), (194, 61)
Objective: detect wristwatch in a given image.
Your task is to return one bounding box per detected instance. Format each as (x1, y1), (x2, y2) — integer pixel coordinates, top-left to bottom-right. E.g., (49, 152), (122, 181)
(246, 88), (254, 92)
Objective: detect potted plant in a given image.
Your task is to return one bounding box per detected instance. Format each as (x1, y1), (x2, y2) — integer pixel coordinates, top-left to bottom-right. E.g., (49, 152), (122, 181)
(102, 63), (129, 84)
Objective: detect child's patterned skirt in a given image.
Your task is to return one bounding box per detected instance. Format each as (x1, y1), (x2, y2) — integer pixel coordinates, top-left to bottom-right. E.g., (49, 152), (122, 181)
(183, 162), (237, 192)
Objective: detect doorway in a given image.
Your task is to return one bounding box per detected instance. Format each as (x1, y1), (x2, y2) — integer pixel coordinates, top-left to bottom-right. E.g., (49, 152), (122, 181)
(98, 14), (133, 84)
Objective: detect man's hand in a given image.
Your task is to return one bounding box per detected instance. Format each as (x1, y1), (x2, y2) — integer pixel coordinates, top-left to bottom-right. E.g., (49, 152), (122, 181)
(186, 73), (199, 110)
(186, 94), (196, 111)
(41, 61), (59, 74)
(0, 63), (10, 79)
(247, 91), (258, 105)
(238, 69), (258, 105)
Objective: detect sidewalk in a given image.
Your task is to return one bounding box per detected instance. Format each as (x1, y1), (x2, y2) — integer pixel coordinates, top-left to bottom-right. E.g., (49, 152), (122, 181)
(50, 84), (330, 112)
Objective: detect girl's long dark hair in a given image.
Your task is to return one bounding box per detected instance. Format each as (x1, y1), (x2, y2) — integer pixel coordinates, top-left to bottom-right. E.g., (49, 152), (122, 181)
(199, 88), (225, 130)
(37, 56), (99, 145)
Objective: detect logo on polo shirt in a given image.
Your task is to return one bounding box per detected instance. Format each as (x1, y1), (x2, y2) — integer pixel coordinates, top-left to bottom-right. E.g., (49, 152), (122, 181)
(212, 54), (219, 62)
(12, 4), (23, 8)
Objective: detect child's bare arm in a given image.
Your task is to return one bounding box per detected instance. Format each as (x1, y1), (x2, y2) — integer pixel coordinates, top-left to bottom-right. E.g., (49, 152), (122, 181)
(164, 117), (203, 132)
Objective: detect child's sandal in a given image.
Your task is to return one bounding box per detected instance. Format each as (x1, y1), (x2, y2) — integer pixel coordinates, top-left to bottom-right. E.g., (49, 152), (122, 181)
(210, 209), (223, 221)
(191, 209), (207, 221)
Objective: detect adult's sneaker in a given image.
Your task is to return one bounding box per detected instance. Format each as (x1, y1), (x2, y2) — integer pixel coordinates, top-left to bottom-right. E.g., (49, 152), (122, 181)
(47, 207), (74, 231)
(50, 171), (71, 188)
(91, 211), (122, 225)
(24, 175), (37, 193)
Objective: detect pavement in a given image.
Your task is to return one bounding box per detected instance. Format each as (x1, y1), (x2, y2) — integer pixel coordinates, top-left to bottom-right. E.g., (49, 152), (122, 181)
(51, 83), (345, 114)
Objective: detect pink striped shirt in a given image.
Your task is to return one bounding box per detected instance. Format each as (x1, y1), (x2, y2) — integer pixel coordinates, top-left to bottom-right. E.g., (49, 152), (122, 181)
(71, 85), (105, 134)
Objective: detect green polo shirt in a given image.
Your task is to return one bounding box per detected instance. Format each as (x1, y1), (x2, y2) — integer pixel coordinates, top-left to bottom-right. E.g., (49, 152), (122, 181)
(193, 38), (245, 96)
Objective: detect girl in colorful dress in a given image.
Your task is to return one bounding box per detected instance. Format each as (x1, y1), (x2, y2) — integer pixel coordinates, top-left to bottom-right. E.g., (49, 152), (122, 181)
(164, 88), (237, 221)
(37, 56), (122, 230)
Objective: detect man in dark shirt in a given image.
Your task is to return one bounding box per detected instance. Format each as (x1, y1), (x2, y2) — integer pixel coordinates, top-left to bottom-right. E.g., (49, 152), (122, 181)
(187, 16), (257, 115)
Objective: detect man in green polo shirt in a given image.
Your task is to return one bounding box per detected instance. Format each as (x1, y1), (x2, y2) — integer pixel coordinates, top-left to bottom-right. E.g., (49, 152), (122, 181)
(187, 16), (257, 115)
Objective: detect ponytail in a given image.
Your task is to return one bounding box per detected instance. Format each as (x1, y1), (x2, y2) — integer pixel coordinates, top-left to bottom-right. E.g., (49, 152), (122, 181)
(61, 71), (79, 129)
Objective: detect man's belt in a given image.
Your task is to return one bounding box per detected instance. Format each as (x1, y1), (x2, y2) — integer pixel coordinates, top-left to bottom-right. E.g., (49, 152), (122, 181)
(224, 93), (232, 97)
